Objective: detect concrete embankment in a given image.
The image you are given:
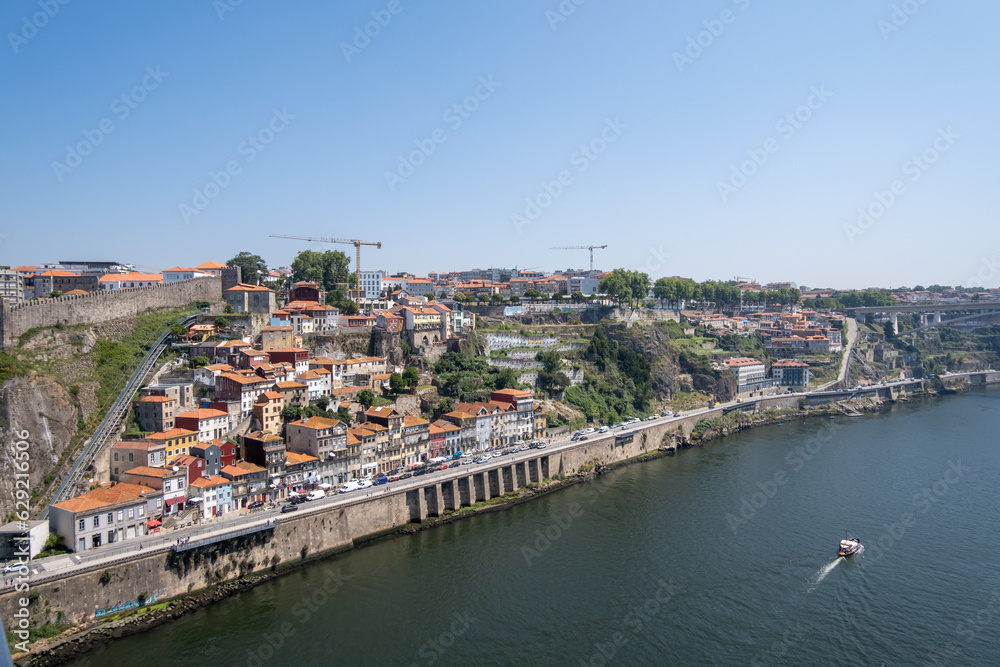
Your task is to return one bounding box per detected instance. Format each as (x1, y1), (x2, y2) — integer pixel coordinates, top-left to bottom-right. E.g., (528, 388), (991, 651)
(9, 381), (947, 663)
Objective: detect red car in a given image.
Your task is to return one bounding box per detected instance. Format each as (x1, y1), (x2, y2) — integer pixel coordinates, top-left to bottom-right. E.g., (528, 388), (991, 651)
(387, 475), (401, 482)
(437, 464), (450, 471)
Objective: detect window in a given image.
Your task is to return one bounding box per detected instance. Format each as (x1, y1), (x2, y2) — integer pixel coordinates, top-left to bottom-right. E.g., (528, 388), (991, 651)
(114, 453), (118, 461)
(78, 519), (85, 530)
(178, 479), (184, 488)
(108, 513), (114, 524)
(127, 508), (134, 519)
(156, 499), (161, 508)
(129, 453), (134, 461)
(93, 516), (100, 528)
(138, 506), (144, 517)
(118, 511), (123, 521)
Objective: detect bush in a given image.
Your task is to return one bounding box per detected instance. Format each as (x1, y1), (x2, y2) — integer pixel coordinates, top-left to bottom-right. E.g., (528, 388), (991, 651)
(99, 570), (111, 584)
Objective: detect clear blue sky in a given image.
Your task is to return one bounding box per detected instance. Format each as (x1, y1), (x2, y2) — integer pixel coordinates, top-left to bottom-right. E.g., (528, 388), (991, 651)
(2, 1), (998, 289)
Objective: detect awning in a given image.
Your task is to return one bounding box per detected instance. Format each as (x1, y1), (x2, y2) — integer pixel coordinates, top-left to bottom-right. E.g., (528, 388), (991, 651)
(188, 496), (203, 503)
(146, 520), (162, 527)
(164, 497), (183, 506)
(319, 483), (332, 489)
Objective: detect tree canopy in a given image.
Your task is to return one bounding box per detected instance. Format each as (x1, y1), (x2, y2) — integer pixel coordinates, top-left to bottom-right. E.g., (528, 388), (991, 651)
(291, 249), (353, 295)
(226, 252), (268, 285)
(599, 269), (650, 307)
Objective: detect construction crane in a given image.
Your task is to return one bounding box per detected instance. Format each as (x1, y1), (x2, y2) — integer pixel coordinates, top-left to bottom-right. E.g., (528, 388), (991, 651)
(270, 234), (382, 307)
(550, 245), (608, 272)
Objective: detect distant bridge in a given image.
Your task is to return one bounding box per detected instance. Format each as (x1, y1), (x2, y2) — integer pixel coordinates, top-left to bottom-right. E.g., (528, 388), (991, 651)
(848, 302), (1000, 331)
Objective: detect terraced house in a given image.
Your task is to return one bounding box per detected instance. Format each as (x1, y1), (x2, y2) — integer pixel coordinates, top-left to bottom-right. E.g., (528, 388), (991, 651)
(49, 483), (160, 552)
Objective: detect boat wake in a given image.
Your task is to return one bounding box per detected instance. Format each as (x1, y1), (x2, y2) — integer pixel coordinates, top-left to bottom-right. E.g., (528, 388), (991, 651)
(807, 558), (843, 592)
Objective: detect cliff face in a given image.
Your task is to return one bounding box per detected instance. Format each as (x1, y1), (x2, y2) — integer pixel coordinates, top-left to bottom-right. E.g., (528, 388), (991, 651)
(0, 374), (80, 520)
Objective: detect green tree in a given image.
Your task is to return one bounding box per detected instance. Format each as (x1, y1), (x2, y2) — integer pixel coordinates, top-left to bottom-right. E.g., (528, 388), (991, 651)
(490, 293), (505, 304)
(571, 291), (584, 304)
(357, 389), (375, 408)
(424, 293), (436, 300)
(290, 249), (353, 294)
(170, 324), (189, 338)
(389, 372), (405, 394)
(214, 317), (230, 328)
(48, 290), (62, 298)
(337, 300), (359, 316)
(282, 405), (303, 421)
(191, 355), (210, 368)
(508, 295), (520, 304)
(227, 252), (268, 285)
(883, 320), (895, 339)
(224, 304), (235, 314)
(599, 272), (631, 307)
(403, 366), (419, 388)
(524, 288), (542, 302)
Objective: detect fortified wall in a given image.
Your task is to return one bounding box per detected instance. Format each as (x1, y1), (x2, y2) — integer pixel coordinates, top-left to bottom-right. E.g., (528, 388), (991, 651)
(0, 277), (223, 349)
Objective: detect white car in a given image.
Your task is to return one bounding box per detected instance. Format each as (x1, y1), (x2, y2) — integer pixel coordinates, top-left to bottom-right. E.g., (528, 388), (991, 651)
(358, 479), (373, 489)
(338, 482), (361, 494)
(307, 490), (326, 501)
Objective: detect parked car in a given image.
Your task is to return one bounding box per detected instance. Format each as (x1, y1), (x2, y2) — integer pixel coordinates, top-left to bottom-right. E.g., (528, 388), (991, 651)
(449, 461), (461, 468)
(401, 473), (413, 479)
(2, 562), (24, 575)
(387, 475), (401, 482)
(338, 481), (361, 494)
(373, 477), (388, 486)
(437, 464), (450, 470)
(461, 458), (475, 465)
(536, 443), (547, 449)
(247, 501), (264, 511)
(358, 479), (373, 489)
(474, 457), (488, 464)
(599, 426), (609, 433)
(281, 505), (298, 513)
(307, 490), (326, 501)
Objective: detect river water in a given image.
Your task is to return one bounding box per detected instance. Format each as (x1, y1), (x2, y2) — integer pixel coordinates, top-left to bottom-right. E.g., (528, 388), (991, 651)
(86, 390), (1000, 666)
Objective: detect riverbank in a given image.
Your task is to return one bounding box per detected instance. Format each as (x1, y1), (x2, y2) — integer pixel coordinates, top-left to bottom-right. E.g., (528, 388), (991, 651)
(13, 391), (934, 665)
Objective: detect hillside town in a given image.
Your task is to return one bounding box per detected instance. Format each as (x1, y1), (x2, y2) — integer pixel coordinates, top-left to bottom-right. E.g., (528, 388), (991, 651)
(4, 256), (999, 555)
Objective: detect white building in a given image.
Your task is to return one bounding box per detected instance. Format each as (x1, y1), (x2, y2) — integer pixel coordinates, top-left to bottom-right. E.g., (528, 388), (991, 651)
(49, 483), (160, 552)
(722, 357), (767, 389)
(162, 267), (213, 283)
(359, 270), (386, 300)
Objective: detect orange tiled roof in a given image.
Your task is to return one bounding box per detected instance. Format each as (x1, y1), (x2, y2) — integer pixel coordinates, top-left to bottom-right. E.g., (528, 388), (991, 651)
(52, 483), (157, 513)
(176, 408), (228, 420)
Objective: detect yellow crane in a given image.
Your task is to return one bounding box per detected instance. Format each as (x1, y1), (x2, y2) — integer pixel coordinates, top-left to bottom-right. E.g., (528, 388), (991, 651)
(550, 245), (608, 272)
(270, 234), (382, 307)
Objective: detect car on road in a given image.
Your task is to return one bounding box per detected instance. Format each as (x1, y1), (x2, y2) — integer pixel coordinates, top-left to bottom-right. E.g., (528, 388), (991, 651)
(307, 490), (326, 501)
(358, 479), (373, 489)
(247, 501), (264, 511)
(461, 458), (474, 465)
(280, 505), (298, 513)
(387, 475), (401, 482)
(599, 426), (609, 433)
(373, 476), (388, 486)
(2, 563), (24, 575)
(401, 473), (412, 479)
(338, 481), (362, 494)
(474, 457), (488, 464)
(449, 461), (461, 468)
(437, 464), (450, 470)
(536, 443), (546, 449)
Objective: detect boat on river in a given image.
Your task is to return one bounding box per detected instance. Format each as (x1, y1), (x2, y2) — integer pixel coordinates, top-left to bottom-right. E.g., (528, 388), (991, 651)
(838, 535), (862, 557)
